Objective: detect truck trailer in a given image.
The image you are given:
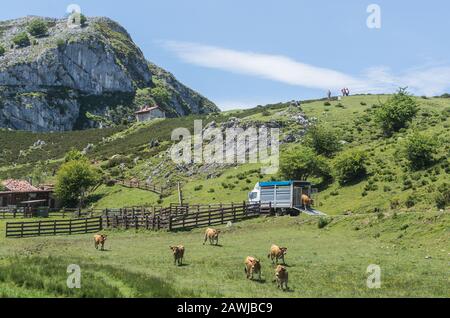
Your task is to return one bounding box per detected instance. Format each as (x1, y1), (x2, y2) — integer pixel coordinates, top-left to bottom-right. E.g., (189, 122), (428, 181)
(248, 180), (325, 216)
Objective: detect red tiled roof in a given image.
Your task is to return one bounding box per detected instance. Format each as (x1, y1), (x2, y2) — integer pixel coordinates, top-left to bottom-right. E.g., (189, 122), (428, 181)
(134, 105), (161, 115)
(1, 179), (38, 192)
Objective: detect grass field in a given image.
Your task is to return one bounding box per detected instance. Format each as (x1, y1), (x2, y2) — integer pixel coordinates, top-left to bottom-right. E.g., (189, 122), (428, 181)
(0, 211), (448, 297)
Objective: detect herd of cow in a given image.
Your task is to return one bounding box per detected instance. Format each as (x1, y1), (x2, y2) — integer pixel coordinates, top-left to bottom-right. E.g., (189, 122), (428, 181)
(93, 228), (289, 291)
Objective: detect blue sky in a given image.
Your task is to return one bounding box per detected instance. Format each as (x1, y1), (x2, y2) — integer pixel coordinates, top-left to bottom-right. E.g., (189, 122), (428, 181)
(1, 0), (449, 110)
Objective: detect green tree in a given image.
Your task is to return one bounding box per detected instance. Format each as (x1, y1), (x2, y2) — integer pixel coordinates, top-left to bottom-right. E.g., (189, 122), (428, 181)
(55, 160), (100, 207)
(279, 146), (331, 181)
(335, 150), (367, 185)
(12, 32), (31, 48)
(306, 125), (342, 157)
(375, 87), (418, 135)
(0, 45), (5, 56)
(403, 132), (437, 170)
(27, 19), (48, 37)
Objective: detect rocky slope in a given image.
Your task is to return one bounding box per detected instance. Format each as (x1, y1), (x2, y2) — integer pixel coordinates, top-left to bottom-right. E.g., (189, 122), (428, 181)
(0, 16), (219, 131)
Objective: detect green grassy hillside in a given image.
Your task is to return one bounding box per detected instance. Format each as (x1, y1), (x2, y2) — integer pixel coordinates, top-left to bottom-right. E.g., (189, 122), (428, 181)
(1, 94), (449, 214)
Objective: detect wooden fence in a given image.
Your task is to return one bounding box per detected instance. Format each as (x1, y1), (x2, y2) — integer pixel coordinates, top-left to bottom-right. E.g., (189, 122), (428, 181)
(4, 202), (264, 237)
(102, 202), (262, 231)
(116, 179), (165, 195)
(5, 217), (102, 238)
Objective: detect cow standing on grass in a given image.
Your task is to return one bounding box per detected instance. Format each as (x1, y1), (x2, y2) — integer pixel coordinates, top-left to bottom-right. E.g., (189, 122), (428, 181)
(274, 265), (288, 291)
(267, 244), (287, 265)
(244, 256), (262, 281)
(203, 228), (220, 245)
(170, 245), (185, 266)
(94, 234), (107, 251)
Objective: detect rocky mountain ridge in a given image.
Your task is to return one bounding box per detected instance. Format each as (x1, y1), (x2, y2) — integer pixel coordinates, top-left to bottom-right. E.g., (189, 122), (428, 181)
(0, 16), (218, 131)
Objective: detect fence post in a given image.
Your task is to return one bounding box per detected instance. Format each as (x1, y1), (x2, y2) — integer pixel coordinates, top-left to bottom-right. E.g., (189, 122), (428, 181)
(54, 220), (57, 236)
(69, 220), (72, 235)
(21, 222), (24, 238)
(38, 221), (41, 236)
(243, 201), (247, 216)
(85, 218), (88, 233)
(221, 204), (224, 224)
(232, 203), (237, 222)
(168, 215), (172, 231)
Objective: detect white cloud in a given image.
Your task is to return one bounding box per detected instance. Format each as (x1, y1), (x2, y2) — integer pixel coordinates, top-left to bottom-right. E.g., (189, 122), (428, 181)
(163, 41), (450, 96)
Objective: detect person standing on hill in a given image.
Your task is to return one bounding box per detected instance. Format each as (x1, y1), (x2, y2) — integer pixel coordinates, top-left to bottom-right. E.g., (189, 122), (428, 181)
(327, 90), (332, 100)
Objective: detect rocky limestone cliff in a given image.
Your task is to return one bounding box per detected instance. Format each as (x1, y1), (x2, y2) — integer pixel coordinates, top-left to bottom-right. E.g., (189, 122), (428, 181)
(0, 16), (219, 131)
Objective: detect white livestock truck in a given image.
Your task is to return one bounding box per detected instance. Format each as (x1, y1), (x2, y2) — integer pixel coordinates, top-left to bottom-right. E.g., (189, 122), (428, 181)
(248, 180), (325, 216)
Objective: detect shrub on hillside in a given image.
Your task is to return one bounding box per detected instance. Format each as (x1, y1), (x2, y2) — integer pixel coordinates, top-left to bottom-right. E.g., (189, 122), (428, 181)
(280, 145), (331, 181)
(0, 45), (5, 56)
(55, 160), (100, 207)
(305, 125), (342, 157)
(12, 32), (31, 47)
(435, 183), (449, 209)
(318, 217), (331, 229)
(27, 19), (49, 37)
(80, 14), (87, 26)
(334, 150), (367, 185)
(403, 132), (437, 170)
(375, 88), (418, 135)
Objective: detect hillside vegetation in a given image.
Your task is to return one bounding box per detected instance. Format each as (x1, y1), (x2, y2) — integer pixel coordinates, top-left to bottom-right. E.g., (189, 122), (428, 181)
(0, 93), (449, 215)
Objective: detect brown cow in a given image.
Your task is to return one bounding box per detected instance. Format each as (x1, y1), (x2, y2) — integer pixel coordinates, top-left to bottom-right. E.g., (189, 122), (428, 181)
(301, 194), (314, 209)
(267, 244), (287, 265)
(274, 265), (288, 290)
(244, 256), (261, 280)
(94, 234), (107, 251)
(170, 245), (185, 266)
(203, 228), (221, 245)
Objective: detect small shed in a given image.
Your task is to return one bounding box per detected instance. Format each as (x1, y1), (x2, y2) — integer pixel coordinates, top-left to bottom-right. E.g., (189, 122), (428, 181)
(0, 179), (55, 208)
(135, 105), (166, 122)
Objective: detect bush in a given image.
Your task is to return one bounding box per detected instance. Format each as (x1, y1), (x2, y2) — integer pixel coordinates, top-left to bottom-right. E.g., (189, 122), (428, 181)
(306, 125), (342, 157)
(318, 217), (331, 229)
(435, 183), (449, 209)
(405, 195), (417, 208)
(55, 160), (100, 207)
(375, 88), (418, 135)
(194, 185), (203, 191)
(0, 45), (5, 56)
(12, 32), (31, 48)
(80, 14), (87, 26)
(280, 145), (331, 181)
(27, 19), (49, 37)
(334, 150), (367, 185)
(323, 101), (331, 106)
(403, 133), (437, 170)
(56, 39), (66, 49)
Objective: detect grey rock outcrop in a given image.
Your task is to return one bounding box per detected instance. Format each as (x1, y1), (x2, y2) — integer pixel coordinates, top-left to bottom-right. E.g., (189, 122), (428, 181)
(0, 16), (219, 131)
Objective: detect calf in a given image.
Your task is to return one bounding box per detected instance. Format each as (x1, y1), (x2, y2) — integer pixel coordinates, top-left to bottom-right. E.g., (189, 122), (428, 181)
(94, 234), (107, 251)
(203, 228), (221, 245)
(170, 245), (185, 266)
(275, 265), (288, 290)
(244, 256), (261, 280)
(267, 244), (287, 264)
